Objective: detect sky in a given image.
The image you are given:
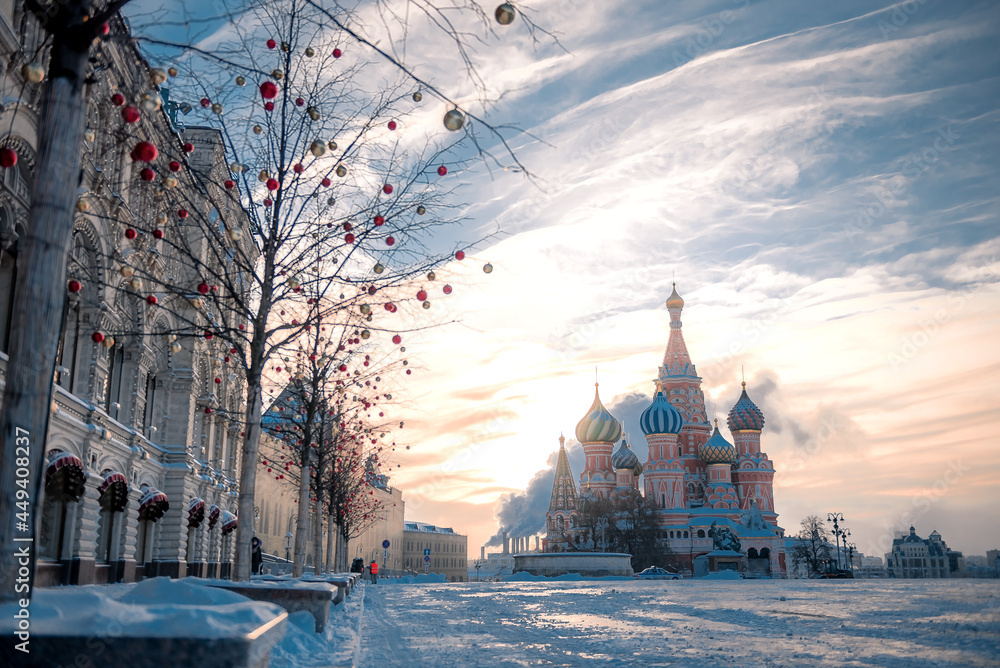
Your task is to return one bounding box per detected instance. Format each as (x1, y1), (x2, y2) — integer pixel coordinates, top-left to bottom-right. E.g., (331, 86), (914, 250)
(128, 0), (1000, 560)
(377, 0), (1000, 560)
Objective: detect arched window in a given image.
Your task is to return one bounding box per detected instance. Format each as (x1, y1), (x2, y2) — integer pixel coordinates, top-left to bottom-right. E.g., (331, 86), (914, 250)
(96, 471), (129, 564)
(760, 547), (770, 559)
(39, 451), (86, 561)
(747, 548), (759, 559)
(697, 529), (705, 538)
(683, 531), (689, 538)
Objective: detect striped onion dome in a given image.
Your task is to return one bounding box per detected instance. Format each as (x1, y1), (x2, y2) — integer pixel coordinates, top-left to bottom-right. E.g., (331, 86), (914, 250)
(727, 382), (765, 431)
(640, 390), (684, 435)
(611, 439), (640, 471)
(575, 384), (622, 444)
(700, 419), (736, 465)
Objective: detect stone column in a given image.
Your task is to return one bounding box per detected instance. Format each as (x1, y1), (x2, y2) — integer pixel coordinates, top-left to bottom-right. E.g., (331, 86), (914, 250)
(66, 470), (101, 585)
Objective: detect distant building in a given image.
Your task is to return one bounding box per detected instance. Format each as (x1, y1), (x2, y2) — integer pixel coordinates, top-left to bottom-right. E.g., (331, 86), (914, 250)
(886, 527), (964, 578)
(403, 522), (468, 581)
(344, 479), (405, 576)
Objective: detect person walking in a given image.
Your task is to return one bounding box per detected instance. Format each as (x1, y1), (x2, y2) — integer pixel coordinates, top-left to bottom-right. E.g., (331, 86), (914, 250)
(370, 560), (378, 584)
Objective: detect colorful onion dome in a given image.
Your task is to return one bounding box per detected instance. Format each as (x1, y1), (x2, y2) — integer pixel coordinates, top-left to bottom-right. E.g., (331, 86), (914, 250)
(727, 382), (765, 431)
(665, 283), (684, 309)
(700, 419), (736, 465)
(611, 439), (640, 471)
(575, 383), (622, 443)
(640, 390), (684, 435)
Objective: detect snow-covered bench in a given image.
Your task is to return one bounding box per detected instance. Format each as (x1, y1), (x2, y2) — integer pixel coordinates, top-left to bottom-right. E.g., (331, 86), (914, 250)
(205, 580), (338, 633)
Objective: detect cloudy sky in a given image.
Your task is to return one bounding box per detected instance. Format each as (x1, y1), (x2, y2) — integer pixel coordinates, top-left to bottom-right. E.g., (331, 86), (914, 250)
(131, 0), (999, 560)
(379, 0), (1000, 560)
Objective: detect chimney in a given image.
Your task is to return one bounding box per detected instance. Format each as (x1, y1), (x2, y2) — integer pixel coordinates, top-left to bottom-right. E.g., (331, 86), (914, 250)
(502, 531), (509, 555)
(481, 545), (485, 560)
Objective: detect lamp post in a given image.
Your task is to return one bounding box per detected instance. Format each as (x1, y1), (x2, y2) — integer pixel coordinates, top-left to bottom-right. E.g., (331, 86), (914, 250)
(474, 559), (484, 582)
(283, 531), (292, 564)
(596, 517), (609, 552)
(846, 542), (856, 574)
(827, 513), (845, 571)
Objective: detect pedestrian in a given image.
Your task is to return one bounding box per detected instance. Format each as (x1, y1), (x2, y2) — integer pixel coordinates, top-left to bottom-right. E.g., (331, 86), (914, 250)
(251, 536), (263, 575)
(370, 560), (378, 584)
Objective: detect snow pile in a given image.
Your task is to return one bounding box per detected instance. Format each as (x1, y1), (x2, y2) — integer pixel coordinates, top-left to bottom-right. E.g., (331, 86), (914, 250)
(700, 570), (744, 580)
(0, 578), (285, 638)
(268, 581), (365, 666)
(504, 572), (633, 582)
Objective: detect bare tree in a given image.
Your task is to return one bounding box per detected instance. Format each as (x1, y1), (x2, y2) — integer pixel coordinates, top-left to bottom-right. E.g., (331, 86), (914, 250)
(790, 515), (833, 576)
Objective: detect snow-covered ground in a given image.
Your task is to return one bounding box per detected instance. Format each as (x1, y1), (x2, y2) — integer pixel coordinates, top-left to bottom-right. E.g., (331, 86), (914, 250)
(313, 579), (1000, 667)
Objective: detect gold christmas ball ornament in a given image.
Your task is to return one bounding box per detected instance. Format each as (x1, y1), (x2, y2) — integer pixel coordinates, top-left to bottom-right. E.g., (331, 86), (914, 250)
(305, 47), (315, 57)
(168, 67), (178, 77)
(76, 199), (89, 212)
(128, 277), (142, 291)
(140, 92), (162, 113)
(235, 76), (246, 86)
(189, 297), (203, 308)
(164, 176), (178, 188)
(495, 3), (516, 25)
(483, 262), (494, 274)
(443, 109), (465, 131)
(416, 205), (426, 215)
(102, 336), (115, 349)
(307, 106), (321, 121)
(360, 304), (371, 314)
(272, 69), (284, 80)
(155, 212), (167, 224)
(373, 263), (384, 274)
(422, 300), (431, 309)
(427, 271), (435, 281)
(309, 140), (327, 157)
(412, 91), (422, 102)
(361, 329), (370, 339)
(227, 228), (243, 241)
(21, 62), (44, 84)
(165, 333), (177, 343)
(170, 341), (182, 354)
(335, 164), (347, 178)
(281, 42), (290, 52)
(83, 129), (96, 142)
(149, 68), (167, 85)
(253, 125), (263, 134)
(230, 162), (244, 173)
(119, 266), (134, 278)
(212, 103), (223, 114)
(258, 170), (269, 182)
(327, 197), (336, 206)
(327, 140), (338, 151)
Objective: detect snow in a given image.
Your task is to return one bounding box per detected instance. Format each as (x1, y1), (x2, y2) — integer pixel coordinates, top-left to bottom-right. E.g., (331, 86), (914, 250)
(701, 570), (745, 580)
(0, 578), (285, 638)
(504, 572), (634, 582)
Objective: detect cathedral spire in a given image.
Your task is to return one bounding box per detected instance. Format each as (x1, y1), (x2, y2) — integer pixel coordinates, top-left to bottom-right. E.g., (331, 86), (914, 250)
(662, 283), (694, 377)
(548, 435), (578, 513)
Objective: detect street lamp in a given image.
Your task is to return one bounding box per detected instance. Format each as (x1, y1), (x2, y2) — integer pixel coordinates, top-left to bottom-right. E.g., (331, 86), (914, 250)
(473, 559), (484, 582)
(846, 542), (857, 574)
(283, 531), (293, 564)
(827, 513), (846, 571)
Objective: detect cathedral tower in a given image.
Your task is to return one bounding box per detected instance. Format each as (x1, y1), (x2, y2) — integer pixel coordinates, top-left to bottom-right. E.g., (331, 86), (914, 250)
(728, 382), (777, 518)
(575, 384), (621, 499)
(543, 435), (579, 551)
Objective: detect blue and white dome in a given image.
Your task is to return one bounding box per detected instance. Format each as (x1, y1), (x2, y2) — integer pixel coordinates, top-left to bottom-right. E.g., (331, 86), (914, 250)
(727, 382), (765, 431)
(640, 391), (684, 435)
(700, 420), (736, 465)
(611, 439), (640, 471)
(575, 384), (622, 444)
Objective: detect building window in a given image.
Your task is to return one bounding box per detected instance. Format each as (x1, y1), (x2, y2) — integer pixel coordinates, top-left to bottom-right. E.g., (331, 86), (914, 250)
(697, 530), (705, 538)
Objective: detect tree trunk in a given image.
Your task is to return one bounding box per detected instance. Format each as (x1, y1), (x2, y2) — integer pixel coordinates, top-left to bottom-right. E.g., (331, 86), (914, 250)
(325, 512), (335, 572)
(0, 12), (93, 603)
(292, 455), (311, 576)
(233, 377), (263, 581)
(312, 498), (323, 575)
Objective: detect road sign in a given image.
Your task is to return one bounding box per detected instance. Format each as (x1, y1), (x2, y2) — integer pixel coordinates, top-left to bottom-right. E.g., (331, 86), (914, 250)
(424, 555), (430, 562)
(424, 563), (429, 574)
(383, 548), (388, 563)
(382, 539), (390, 549)
(423, 548), (431, 556)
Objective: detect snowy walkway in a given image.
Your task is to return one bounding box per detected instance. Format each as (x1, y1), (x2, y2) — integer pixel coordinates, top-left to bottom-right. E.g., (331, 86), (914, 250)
(342, 579), (999, 667)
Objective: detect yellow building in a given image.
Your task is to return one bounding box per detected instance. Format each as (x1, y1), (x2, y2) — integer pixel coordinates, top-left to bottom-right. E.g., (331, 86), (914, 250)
(402, 522), (468, 582)
(345, 484), (405, 575)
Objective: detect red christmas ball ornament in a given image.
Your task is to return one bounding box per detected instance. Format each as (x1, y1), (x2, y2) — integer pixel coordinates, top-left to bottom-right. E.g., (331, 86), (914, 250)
(343, 222), (352, 232)
(178, 209), (189, 218)
(392, 335), (401, 344)
(122, 106), (140, 123)
(183, 142), (194, 153)
(224, 179), (235, 189)
(296, 97), (304, 107)
(264, 102), (274, 111)
(230, 347), (237, 353)
(416, 290), (427, 301)
(293, 163), (303, 174)
(275, 366), (282, 373)
(263, 198), (272, 207)
(0, 148), (17, 168)
(384, 302), (394, 311)
(132, 141), (157, 162)
(67, 279), (82, 293)
(146, 295), (158, 305)
(99, 22), (110, 36)
(111, 93), (125, 106)
(125, 228), (137, 240)
(443, 284), (453, 294)
(345, 233), (355, 244)
(91, 332), (105, 343)
(386, 236), (395, 246)
(455, 250), (465, 260)
(266, 178), (278, 191)
(260, 81), (278, 99)
(169, 160), (181, 172)
(140, 168), (155, 181)
(200, 98), (210, 108)
(204, 407), (212, 414)
(321, 178), (331, 187)
(339, 364), (347, 372)
(215, 377), (222, 384)
(152, 229), (163, 239)
(382, 183), (393, 194)
(267, 39), (276, 49)
(204, 331), (214, 339)
(406, 369), (411, 375)
(373, 215), (384, 226)
(333, 48), (342, 58)
(437, 165), (448, 176)
(198, 282), (209, 294)
(224, 356), (230, 362)
(387, 120), (397, 131)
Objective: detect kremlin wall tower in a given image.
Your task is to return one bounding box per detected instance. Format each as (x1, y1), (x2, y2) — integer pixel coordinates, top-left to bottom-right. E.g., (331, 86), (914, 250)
(543, 285), (787, 577)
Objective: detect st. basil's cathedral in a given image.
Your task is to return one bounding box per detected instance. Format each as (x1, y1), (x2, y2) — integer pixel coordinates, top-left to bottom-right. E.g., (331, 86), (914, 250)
(543, 285), (788, 577)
